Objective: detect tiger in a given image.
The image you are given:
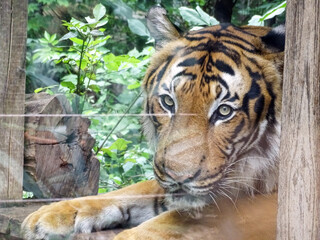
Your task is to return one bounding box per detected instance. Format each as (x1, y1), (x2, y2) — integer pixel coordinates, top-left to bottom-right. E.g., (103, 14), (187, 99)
(22, 6), (285, 240)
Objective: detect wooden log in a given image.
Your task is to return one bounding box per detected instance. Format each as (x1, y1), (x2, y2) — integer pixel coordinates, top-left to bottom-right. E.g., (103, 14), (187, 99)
(0, 0), (28, 200)
(24, 93), (100, 198)
(277, 0), (320, 239)
(0, 202), (47, 239)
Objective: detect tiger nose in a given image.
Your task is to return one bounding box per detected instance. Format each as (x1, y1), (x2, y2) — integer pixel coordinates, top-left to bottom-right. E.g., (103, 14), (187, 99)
(165, 168), (200, 183)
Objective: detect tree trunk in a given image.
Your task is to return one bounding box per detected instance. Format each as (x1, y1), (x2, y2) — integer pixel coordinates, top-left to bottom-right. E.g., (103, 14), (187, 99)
(24, 93), (100, 198)
(277, 0), (320, 239)
(0, 0), (27, 200)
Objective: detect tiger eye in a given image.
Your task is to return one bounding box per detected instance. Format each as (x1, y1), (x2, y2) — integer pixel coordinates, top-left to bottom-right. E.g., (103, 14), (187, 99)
(163, 95), (174, 106)
(218, 105), (232, 116)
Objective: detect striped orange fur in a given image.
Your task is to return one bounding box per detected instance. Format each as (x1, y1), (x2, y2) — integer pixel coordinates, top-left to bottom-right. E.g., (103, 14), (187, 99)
(22, 6), (285, 240)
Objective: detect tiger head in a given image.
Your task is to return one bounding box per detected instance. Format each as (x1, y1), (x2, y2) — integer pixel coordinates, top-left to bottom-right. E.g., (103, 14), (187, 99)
(143, 6), (285, 209)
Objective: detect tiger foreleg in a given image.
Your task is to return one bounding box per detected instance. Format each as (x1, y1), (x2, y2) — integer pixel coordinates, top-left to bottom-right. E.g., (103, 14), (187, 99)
(114, 193), (278, 240)
(22, 180), (166, 240)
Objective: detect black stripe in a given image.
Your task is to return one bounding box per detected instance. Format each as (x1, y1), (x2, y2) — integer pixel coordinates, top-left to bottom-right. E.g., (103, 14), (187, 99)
(222, 40), (256, 53)
(265, 81), (277, 124)
(207, 41), (242, 66)
(231, 118), (245, 139)
(150, 104), (160, 129)
(173, 70), (197, 81)
(191, 29), (256, 49)
(217, 76), (229, 90)
(178, 55), (207, 67)
(185, 35), (207, 41)
(152, 55), (174, 95)
(148, 75), (156, 91)
(153, 197), (159, 215)
(216, 48), (241, 66)
(248, 125), (261, 147)
(246, 56), (260, 67)
(161, 83), (169, 92)
(228, 93), (239, 102)
(183, 41), (241, 66)
(221, 91), (231, 101)
(235, 26), (258, 37)
(145, 101), (150, 115)
(178, 57), (199, 67)
(160, 200), (168, 212)
(242, 80), (261, 115)
(246, 66), (262, 81)
(222, 32), (256, 48)
(217, 145), (230, 158)
(215, 60), (235, 75)
(254, 95), (265, 124)
(145, 67), (158, 88)
(156, 55), (174, 83)
(153, 159), (165, 181)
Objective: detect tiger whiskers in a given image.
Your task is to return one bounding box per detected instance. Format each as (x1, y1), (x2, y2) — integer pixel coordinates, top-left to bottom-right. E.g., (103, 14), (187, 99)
(208, 191), (221, 212)
(224, 178), (264, 195)
(217, 188), (240, 214)
(225, 156), (274, 171)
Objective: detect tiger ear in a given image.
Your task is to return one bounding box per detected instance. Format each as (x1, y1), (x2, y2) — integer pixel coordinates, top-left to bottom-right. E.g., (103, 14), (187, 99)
(260, 25), (285, 72)
(261, 25), (286, 53)
(146, 6), (181, 50)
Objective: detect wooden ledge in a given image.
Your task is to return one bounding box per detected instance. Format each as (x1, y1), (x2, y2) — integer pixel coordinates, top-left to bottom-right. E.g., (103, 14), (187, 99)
(0, 200), (124, 240)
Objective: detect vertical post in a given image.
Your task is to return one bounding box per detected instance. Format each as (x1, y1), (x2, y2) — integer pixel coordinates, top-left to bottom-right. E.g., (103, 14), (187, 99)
(0, 0), (27, 199)
(277, 0), (320, 239)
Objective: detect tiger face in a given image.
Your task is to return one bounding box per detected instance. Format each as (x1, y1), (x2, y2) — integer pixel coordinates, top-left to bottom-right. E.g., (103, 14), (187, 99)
(143, 7), (284, 209)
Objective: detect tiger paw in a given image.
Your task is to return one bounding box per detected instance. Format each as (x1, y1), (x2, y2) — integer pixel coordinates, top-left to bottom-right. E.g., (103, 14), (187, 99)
(21, 198), (127, 240)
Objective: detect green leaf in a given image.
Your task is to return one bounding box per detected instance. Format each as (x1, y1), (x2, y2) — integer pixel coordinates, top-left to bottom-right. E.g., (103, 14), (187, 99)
(260, 1), (286, 21)
(28, 3), (38, 14)
(57, 0), (69, 6)
(196, 6), (219, 25)
(90, 30), (104, 36)
(179, 7), (207, 26)
(127, 81), (141, 90)
(109, 138), (132, 151)
(61, 74), (77, 84)
(96, 18), (108, 27)
(127, 19), (149, 37)
(45, 89), (54, 95)
(101, 148), (117, 158)
(93, 4), (106, 21)
(88, 84), (100, 93)
(39, 38), (48, 44)
(248, 1), (286, 26)
(91, 35), (111, 46)
(59, 32), (77, 41)
(78, 59), (88, 70)
(49, 34), (56, 43)
(248, 15), (264, 26)
(44, 31), (50, 41)
(34, 87), (44, 93)
(112, 176), (122, 185)
(70, 37), (84, 45)
(85, 16), (97, 24)
(60, 81), (76, 90)
(123, 161), (134, 173)
(98, 188), (107, 194)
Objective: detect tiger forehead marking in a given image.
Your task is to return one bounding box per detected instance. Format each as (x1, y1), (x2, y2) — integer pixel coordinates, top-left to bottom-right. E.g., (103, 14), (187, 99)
(143, 16), (284, 209)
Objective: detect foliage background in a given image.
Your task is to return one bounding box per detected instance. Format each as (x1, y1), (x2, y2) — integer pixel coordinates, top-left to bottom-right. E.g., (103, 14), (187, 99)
(25, 0), (286, 197)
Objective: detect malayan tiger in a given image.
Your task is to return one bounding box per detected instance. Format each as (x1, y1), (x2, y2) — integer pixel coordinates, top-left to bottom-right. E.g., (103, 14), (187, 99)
(22, 6), (285, 240)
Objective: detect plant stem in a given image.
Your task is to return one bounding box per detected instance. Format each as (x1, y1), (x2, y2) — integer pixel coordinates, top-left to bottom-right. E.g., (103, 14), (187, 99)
(76, 37), (91, 94)
(95, 91), (143, 154)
